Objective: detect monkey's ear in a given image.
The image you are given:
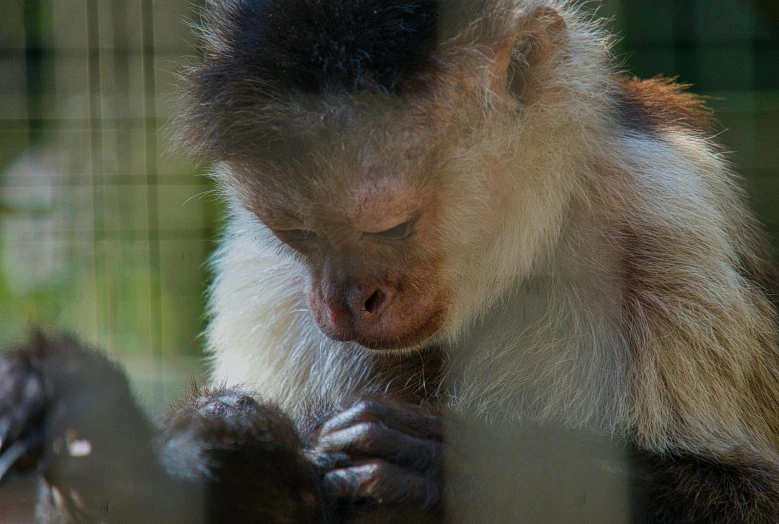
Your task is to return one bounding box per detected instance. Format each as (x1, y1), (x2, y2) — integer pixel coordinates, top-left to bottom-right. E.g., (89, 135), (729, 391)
(488, 7), (568, 93)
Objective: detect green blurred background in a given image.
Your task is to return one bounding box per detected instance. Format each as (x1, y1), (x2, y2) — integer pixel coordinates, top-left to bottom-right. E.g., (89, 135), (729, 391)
(0, 0), (777, 413)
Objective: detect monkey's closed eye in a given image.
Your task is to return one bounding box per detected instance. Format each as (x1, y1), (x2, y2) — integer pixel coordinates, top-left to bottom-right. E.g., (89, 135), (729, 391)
(370, 219), (415, 241)
(276, 229), (318, 244)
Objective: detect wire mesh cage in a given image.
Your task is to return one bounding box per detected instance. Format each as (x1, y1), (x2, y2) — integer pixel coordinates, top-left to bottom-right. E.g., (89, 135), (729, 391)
(0, 0), (219, 412)
(0, 0), (777, 431)
(0, 0), (777, 521)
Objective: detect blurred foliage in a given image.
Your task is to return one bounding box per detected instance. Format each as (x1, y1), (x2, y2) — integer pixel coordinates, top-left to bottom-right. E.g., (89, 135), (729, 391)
(0, 0), (215, 406)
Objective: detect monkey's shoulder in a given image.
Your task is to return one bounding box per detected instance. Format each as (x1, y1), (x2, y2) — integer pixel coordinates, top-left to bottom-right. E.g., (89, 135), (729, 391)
(615, 75), (718, 136)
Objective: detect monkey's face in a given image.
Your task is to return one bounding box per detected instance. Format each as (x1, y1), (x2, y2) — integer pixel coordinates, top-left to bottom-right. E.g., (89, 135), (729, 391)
(223, 106), (468, 351)
(216, 81), (515, 351)
(251, 176), (450, 351)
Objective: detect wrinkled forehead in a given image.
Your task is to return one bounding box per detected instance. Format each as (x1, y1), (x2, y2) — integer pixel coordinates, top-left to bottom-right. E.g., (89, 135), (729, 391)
(225, 96), (442, 212)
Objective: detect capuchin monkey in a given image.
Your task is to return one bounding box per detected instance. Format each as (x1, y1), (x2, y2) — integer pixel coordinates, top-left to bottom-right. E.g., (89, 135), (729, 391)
(2, 0), (779, 522)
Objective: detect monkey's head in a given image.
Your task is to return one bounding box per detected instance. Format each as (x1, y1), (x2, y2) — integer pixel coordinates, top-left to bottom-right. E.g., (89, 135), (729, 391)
(228, 119), (454, 351)
(178, 1), (573, 350)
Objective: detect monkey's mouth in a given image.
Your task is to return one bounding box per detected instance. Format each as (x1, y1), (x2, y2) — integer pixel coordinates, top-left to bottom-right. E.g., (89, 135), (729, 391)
(318, 308), (447, 351)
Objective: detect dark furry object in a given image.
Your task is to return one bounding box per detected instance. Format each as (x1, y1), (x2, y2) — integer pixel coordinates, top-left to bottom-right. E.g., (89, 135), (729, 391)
(176, 0), (441, 161)
(0, 333), (329, 523)
(199, 0), (438, 94)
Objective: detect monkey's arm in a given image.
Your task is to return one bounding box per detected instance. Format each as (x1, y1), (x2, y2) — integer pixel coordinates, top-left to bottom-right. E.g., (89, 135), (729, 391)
(630, 447), (779, 524)
(158, 384), (329, 523)
(0, 333), (189, 523)
(0, 334), (328, 523)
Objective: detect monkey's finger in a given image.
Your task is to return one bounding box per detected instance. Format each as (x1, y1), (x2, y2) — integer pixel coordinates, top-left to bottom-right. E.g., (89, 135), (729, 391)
(319, 400), (443, 441)
(0, 431), (43, 483)
(0, 405), (36, 450)
(315, 421), (442, 471)
(307, 450), (353, 470)
(0, 360), (45, 451)
(324, 460), (440, 509)
(0, 441), (30, 482)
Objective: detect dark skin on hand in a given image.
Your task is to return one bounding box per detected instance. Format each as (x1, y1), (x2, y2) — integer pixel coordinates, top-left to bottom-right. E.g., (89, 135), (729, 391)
(0, 333), (443, 524)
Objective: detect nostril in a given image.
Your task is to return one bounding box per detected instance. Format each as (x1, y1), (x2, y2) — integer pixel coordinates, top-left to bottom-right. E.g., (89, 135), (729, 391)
(364, 290), (386, 314)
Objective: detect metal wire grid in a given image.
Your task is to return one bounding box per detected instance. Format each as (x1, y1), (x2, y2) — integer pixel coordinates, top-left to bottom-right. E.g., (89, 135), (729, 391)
(0, 3), (777, 521)
(1, 1), (778, 407)
(0, 0), (214, 407)
(617, 0), (779, 241)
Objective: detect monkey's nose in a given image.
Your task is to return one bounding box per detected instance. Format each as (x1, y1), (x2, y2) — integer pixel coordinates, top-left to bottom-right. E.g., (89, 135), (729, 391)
(327, 303), (350, 327)
(326, 287), (391, 329)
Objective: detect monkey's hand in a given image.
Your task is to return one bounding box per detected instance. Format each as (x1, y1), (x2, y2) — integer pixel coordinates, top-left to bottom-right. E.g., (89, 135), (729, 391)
(0, 332), (149, 486)
(158, 385), (330, 523)
(1, 334), (330, 523)
(312, 400), (444, 521)
(0, 340), (46, 480)
(0, 333), (189, 523)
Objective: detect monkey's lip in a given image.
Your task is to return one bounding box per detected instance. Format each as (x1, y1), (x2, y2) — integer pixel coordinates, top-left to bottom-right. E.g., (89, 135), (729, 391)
(321, 308), (447, 351)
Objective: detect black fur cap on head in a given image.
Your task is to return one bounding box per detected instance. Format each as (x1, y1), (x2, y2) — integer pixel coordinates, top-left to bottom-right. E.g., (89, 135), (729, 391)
(176, 0), (444, 160)
(201, 0), (439, 94)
